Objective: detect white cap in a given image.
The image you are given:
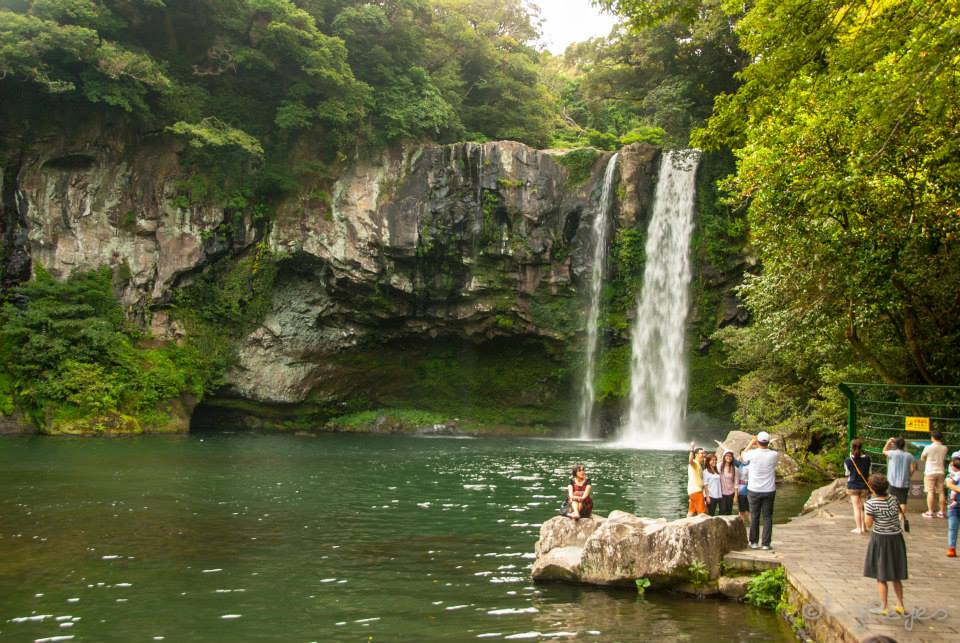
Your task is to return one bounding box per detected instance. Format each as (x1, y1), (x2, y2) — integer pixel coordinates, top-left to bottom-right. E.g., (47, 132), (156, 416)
(757, 431), (771, 443)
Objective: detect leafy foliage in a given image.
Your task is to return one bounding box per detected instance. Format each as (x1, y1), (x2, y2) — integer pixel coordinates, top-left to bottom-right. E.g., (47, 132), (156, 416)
(634, 577), (651, 596)
(0, 267), (191, 430)
(745, 567), (786, 610)
(686, 559), (710, 587)
(684, 0), (960, 459)
(170, 242), (279, 393)
(548, 0), (744, 147)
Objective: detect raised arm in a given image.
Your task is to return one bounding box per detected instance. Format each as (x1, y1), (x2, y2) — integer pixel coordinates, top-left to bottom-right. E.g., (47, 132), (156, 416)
(882, 437), (895, 455)
(689, 441), (696, 465)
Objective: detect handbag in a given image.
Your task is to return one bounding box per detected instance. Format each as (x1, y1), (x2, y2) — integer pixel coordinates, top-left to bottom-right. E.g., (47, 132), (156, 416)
(558, 499), (571, 515)
(849, 456), (875, 496)
(851, 456), (909, 532)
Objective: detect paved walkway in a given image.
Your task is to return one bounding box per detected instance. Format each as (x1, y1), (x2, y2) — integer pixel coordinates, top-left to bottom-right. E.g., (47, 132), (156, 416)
(725, 499), (958, 642)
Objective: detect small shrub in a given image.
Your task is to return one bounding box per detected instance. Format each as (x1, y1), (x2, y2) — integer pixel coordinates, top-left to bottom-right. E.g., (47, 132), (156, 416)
(745, 567), (786, 610)
(556, 148), (601, 187)
(687, 559), (710, 587)
(634, 577), (651, 596)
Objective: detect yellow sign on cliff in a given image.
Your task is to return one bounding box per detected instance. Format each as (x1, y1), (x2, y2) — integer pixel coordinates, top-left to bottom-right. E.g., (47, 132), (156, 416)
(905, 416), (930, 433)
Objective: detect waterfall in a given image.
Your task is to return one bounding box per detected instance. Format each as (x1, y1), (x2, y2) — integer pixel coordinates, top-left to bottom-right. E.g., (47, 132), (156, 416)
(577, 153), (619, 440)
(620, 150), (700, 448)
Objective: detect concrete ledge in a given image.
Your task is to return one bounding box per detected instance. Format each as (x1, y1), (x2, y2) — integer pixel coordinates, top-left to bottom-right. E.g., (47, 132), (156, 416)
(722, 549), (783, 574)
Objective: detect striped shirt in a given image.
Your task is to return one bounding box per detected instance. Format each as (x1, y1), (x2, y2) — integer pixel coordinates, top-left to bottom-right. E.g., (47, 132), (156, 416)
(865, 496), (902, 535)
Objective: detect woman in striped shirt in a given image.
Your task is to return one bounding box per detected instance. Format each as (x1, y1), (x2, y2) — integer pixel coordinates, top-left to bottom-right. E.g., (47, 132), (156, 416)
(863, 473), (908, 616)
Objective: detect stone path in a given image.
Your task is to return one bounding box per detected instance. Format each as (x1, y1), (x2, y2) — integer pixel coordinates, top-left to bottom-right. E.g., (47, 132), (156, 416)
(724, 499), (958, 642)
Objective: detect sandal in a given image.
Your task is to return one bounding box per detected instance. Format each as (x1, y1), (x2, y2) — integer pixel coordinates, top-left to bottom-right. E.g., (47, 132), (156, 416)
(937, 511), (945, 518)
(922, 511), (934, 518)
(869, 607), (888, 616)
(895, 606), (905, 616)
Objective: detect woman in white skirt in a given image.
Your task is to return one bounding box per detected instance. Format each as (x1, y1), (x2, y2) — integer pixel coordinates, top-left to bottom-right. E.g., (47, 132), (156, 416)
(863, 473), (907, 616)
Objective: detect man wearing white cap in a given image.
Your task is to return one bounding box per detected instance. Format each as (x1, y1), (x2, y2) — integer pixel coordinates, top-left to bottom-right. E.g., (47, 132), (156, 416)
(742, 431), (780, 550)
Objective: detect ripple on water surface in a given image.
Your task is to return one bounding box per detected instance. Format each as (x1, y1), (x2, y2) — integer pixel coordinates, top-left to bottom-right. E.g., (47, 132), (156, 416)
(0, 433), (805, 641)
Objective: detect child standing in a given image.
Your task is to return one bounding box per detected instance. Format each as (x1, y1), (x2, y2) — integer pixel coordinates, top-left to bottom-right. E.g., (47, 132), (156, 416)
(947, 454), (960, 558)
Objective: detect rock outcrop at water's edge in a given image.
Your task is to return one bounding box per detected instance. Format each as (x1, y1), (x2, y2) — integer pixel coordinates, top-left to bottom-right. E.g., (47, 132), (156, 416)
(801, 478), (847, 515)
(532, 511), (747, 593)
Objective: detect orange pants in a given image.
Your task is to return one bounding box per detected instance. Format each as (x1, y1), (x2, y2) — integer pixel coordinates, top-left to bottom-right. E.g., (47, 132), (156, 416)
(688, 491), (707, 514)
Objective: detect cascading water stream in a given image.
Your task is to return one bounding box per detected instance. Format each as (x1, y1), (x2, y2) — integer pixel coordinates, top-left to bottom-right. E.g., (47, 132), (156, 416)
(620, 150), (700, 448)
(577, 153), (618, 440)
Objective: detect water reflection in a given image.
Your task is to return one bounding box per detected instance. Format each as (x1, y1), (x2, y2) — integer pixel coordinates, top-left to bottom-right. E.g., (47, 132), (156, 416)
(0, 433), (804, 641)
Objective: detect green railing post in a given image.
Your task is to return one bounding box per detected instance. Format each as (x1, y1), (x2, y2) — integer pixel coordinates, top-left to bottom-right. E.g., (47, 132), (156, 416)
(839, 383), (857, 447)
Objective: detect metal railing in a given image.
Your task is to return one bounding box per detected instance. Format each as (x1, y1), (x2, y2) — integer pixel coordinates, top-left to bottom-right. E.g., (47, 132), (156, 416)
(839, 382), (960, 469)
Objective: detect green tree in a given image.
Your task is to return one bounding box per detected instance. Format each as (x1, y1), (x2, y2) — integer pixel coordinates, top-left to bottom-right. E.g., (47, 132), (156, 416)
(696, 0), (960, 386)
(684, 0), (960, 456)
(0, 267), (190, 429)
(555, 0), (744, 147)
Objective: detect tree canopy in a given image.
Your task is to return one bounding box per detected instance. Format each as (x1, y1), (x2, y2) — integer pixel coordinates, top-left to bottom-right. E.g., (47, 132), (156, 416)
(0, 0), (556, 158)
(595, 0), (960, 461)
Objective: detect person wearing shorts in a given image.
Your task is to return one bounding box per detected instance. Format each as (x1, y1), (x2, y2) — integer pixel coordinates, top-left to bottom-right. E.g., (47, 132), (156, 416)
(687, 443), (707, 516)
(845, 438), (872, 534)
(883, 436), (915, 507)
(920, 431), (948, 518)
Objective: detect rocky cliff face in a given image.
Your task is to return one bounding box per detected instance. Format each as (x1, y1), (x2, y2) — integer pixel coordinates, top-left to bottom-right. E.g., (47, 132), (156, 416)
(4, 118), (257, 319)
(2, 124), (671, 432)
(226, 142), (659, 410)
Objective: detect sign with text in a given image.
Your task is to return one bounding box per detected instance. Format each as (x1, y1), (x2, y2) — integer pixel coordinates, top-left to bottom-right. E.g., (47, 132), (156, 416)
(905, 416), (930, 433)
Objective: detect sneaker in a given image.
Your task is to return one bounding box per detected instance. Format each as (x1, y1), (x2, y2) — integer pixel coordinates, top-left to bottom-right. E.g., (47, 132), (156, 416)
(922, 511), (934, 518)
(948, 547), (957, 558)
(749, 543), (759, 550)
(761, 545), (772, 551)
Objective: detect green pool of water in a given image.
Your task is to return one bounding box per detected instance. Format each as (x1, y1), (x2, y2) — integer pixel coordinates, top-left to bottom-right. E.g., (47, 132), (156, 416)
(0, 433), (805, 641)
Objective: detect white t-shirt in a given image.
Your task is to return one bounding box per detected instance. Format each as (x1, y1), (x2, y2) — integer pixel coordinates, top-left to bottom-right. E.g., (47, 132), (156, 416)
(921, 442), (947, 475)
(703, 469), (723, 499)
(743, 448), (780, 493)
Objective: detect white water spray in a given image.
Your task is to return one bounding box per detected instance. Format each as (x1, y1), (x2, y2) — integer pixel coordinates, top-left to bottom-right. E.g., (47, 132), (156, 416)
(620, 150), (700, 448)
(577, 153), (618, 440)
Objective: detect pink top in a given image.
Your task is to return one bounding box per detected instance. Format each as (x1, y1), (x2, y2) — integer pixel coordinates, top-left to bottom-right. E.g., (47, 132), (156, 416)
(719, 463), (739, 496)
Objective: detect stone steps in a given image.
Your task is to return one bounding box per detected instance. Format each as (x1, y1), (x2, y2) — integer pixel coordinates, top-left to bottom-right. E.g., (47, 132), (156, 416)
(722, 548), (783, 574)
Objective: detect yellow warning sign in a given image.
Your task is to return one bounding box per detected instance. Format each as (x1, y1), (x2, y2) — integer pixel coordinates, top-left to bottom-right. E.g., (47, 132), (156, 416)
(905, 416), (930, 433)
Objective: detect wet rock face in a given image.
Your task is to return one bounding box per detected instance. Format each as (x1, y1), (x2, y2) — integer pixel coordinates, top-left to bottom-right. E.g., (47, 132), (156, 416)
(7, 126), (661, 414)
(230, 142), (659, 406)
(11, 119), (255, 318)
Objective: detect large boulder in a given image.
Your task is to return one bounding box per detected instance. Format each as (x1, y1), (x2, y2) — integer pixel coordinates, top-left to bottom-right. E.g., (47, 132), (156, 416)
(532, 511), (747, 590)
(715, 430), (801, 480)
(801, 478), (847, 515)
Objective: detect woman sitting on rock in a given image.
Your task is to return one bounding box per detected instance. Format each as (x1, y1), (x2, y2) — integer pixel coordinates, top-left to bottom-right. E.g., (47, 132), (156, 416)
(566, 464), (593, 520)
